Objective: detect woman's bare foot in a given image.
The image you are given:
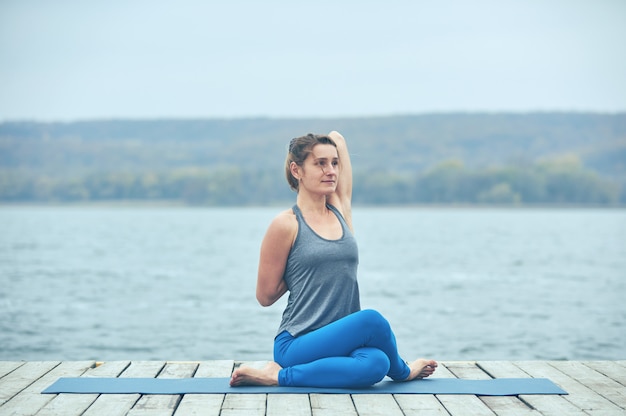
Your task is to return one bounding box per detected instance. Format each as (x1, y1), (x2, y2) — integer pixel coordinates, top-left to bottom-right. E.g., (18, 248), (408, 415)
(229, 361), (282, 387)
(405, 359), (438, 381)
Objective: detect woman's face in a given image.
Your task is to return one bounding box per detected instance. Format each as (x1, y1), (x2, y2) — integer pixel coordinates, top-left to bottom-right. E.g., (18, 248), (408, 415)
(295, 143), (339, 194)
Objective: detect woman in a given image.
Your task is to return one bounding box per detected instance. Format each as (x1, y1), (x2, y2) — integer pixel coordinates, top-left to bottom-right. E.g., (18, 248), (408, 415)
(230, 131), (437, 388)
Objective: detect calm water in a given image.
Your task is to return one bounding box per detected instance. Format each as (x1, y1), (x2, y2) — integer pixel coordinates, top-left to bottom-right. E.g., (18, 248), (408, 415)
(1, 206), (624, 362)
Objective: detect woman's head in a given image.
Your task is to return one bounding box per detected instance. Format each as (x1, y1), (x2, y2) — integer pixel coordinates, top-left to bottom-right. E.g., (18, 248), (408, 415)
(285, 133), (337, 192)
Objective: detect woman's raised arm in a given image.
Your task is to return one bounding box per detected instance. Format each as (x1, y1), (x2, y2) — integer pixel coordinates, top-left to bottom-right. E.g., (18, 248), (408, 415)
(327, 131), (353, 230)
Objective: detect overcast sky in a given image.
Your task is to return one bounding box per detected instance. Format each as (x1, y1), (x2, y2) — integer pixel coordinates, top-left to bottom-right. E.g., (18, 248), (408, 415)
(1, 0), (625, 121)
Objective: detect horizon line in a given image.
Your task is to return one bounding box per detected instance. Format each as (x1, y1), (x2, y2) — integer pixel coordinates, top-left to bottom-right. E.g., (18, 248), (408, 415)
(2, 109), (626, 124)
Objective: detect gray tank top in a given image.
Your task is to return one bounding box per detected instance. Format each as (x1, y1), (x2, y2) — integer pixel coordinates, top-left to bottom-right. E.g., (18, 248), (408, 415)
(277, 204), (360, 337)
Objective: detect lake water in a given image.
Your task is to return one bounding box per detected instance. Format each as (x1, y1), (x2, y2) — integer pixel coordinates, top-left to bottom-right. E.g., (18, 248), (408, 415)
(1, 206), (624, 362)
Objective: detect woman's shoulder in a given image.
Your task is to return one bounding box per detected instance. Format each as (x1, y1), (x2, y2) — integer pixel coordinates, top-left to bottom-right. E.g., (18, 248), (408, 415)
(267, 208), (298, 237)
(261, 208), (298, 252)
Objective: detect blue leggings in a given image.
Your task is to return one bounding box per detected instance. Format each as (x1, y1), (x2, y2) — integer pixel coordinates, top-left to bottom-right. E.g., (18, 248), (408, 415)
(273, 309), (410, 388)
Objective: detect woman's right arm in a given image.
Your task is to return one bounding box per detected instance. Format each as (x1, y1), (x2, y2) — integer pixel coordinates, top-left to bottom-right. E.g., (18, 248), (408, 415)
(256, 210), (297, 306)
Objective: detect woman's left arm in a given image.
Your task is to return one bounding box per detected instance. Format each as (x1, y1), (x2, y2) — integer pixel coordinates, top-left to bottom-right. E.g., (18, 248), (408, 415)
(327, 130), (353, 231)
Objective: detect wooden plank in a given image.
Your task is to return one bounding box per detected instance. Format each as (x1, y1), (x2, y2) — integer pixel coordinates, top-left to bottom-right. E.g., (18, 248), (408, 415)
(477, 361), (587, 416)
(352, 394), (404, 416)
(310, 394), (357, 416)
(393, 360), (451, 415)
(0, 361), (25, 378)
(220, 361), (266, 416)
(393, 394), (450, 416)
(583, 361), (626, 386)
(174, 360), (234, 416)
(435, 395), (495, 416)
(392, 361), (449, 416)
(475, 361), (530, 380)
(515, 361), (624, 416)
(35, 361), (131, 416)
(267, 394), (312, 416)
(433, 362), (496, 416)
(193, 360), (234, 378)
(220, 394), (266, 416)
(0, 361), (60, 406)
(0, 361), (94, 416)
(0, 360), (620, 415)
(126, 362), (198, 416)
(551, 361), (626, 410)
(446, 361), (539, 416)
(83, 361), (166, 416)
(170, 395), (225, 416)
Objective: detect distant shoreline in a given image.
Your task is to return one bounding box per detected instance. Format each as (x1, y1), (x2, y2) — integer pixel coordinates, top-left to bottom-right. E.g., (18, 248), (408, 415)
(2, 113), (623, 205)
(1, 201), (624, 210)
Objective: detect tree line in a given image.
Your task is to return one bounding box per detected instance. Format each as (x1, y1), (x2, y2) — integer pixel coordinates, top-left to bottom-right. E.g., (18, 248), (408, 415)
(1, 158), (619, 205)
(1, 114), (624, 205)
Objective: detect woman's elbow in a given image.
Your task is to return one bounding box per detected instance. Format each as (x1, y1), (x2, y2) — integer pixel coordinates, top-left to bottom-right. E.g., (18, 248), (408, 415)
(257, 296), (272, 307)
(256, 276), (286, 306)
(328, 130), (344, 139)
(256, 291), (276, 307)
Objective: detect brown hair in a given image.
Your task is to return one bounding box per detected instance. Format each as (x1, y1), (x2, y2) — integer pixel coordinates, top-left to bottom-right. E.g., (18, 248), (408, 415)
(285, 133), (337, 192)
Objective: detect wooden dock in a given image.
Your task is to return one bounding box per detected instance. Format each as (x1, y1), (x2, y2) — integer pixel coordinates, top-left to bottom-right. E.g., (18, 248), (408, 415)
(0, 360), (624, 415)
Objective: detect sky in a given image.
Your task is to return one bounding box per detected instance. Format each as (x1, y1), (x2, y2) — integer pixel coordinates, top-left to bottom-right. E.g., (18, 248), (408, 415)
(1, 0), (625, 121)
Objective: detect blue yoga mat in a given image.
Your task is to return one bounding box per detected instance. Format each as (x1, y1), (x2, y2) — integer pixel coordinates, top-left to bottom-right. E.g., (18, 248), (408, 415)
(42, 377), (567, 395)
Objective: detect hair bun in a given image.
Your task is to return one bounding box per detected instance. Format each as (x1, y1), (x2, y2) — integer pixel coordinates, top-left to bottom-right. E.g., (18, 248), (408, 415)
(288, 137), (298, 153)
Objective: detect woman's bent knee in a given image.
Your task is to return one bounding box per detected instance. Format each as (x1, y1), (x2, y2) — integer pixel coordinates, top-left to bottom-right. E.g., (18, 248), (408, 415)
(358, 309), (391, 337)
(351, 347), (390, 387)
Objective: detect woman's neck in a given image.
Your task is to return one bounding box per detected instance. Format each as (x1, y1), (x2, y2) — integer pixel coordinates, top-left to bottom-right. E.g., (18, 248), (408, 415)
(296, 192), (329, 216)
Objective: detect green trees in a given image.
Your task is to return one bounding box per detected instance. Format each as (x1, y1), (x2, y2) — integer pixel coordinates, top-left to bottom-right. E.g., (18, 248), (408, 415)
(0, 114), (623, 205)
(1, 160), (619, 205)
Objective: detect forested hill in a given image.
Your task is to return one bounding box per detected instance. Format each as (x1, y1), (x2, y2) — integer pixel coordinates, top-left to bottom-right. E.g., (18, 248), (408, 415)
(1, 113), (625, 205)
